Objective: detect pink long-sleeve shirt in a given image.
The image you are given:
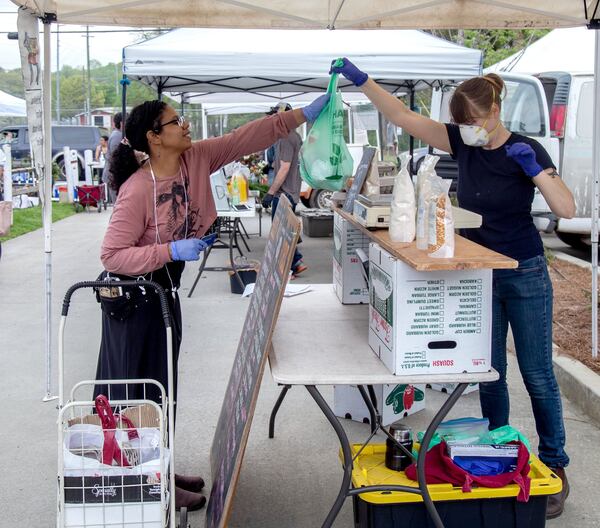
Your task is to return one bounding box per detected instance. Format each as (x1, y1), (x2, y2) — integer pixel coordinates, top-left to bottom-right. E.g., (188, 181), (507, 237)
(101, 110), (302, 275)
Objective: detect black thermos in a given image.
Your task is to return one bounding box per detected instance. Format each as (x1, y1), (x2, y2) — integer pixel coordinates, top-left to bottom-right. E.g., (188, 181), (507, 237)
(385, 423), (413, 471)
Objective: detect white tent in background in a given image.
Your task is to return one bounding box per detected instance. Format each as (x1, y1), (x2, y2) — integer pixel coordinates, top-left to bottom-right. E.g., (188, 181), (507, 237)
(122, 28), (484, 100)
(486, 27), (595, 74)
(0, 89), (26, 117)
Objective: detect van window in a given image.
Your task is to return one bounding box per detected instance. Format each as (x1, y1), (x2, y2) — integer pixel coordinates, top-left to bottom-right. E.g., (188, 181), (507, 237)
(576, 81), (593, 139)
(52, 127), (97, 145)
(501, 79), (546, 137)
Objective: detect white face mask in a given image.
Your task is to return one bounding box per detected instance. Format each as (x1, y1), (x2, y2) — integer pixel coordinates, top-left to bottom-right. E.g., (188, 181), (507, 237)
(458, 117), (501, 147)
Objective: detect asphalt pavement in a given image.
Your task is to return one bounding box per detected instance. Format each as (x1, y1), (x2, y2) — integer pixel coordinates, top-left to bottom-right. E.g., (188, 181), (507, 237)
(1, 211), (599, 527)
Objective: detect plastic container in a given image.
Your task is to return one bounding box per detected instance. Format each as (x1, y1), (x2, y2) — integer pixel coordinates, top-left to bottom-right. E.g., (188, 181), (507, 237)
(229, 269), (257, 294)
(347, 444), (561, 528)
(300, 208), (334, 237)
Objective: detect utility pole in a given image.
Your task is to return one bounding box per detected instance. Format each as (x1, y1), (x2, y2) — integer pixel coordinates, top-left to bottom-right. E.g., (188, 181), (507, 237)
(55, 24), (60, 122)
(86, 25), (92, 125)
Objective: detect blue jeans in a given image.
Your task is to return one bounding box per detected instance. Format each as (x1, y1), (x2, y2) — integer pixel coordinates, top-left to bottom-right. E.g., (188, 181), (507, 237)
(479, 255), (569, 468)
(271, 194), (303, 271)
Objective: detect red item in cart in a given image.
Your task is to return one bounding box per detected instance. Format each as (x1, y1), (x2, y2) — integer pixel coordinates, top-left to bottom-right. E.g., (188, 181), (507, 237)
(94, 394), (132, 467)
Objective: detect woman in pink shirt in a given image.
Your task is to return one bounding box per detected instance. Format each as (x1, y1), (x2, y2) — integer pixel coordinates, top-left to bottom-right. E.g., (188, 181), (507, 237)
(93, 97), (328, 511)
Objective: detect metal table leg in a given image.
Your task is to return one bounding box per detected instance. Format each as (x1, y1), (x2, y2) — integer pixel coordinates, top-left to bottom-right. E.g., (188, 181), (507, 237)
(230, 218), (245, 291)
(237, 220), (251, 252)
(187, 244), (213, 298)
(268, 384), (291, 438)
(305, 385), (353, 528)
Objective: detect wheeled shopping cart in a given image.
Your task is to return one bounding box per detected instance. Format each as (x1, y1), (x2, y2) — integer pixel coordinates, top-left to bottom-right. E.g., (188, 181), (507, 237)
(57, 279), (188, 528)
(76, 183), (107, 212)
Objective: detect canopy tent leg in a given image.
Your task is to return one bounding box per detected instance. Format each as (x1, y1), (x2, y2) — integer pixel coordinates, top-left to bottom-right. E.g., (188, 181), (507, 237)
(587, 16), (600, 359)
(120, 75), (130, 137)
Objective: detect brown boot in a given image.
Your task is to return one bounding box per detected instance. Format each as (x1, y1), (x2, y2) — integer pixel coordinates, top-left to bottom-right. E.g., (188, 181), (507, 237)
(175, 486), (206, 512)
(546, 467), (569, 519)
(175, 473), (205, 492)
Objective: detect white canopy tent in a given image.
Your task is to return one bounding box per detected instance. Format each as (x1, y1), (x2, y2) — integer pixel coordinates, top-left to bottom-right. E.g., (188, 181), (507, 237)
(122, 27), (484, 99)
(10, 1), (590, 29)
(9, 1), (600, 404)
(486, 26), (595, 74)
(0, 89), (26, 116)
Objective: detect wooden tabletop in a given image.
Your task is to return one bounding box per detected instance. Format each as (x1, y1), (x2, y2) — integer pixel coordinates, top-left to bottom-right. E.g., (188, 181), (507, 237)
(269, 285), (499, 386)
(336, 208), (517, 271)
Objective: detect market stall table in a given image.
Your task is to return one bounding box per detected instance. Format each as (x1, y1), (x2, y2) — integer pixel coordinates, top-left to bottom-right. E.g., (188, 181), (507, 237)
(188, 202), (257, 297)
(269, 284), (500, 528)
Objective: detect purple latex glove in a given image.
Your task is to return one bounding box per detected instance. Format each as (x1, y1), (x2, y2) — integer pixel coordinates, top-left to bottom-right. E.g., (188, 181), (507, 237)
(505, 142), (543, 178)
(302, 93), (330, 123)
(329, 57), (368, 87)
(170, 238), (209, 261)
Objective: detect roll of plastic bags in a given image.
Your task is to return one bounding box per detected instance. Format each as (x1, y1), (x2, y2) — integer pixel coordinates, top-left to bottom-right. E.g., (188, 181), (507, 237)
(389, 152), (416, 243)
(415, 155), (440, 250)
(299, 60), (354, 191)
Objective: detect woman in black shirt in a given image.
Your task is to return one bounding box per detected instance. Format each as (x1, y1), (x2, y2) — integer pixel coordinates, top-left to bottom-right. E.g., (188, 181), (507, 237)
(331, 58), (574, 519)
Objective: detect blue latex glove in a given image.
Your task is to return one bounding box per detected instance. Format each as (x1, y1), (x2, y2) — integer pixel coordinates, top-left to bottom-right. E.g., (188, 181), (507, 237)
(170, 239), (208, 261)
(302, 94), (330, 123)
(505, 142), (543, 178)
(329, 57), (368, 87)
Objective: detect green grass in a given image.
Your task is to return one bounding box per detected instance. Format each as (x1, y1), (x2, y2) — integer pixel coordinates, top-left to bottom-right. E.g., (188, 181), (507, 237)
(0, 203), (78, 242)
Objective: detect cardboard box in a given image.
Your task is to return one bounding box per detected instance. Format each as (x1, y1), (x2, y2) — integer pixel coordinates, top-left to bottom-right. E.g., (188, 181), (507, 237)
(334, 383), (426, 426)
(428, 383), (479, 395)
(369, 243), (492, 375)
(333, 211), (370, 304)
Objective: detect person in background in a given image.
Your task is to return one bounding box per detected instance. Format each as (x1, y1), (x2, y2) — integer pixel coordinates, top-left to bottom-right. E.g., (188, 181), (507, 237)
(102, 112), (123, 204)
(331, 58), (574, 519)
(96, 95), (328, 511)
(261, 102), (307, 278)
(95, 135), (109, 165)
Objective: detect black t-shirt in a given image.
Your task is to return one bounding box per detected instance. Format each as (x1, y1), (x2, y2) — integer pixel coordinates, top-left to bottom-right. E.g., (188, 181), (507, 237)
(445, 123), (555, 262)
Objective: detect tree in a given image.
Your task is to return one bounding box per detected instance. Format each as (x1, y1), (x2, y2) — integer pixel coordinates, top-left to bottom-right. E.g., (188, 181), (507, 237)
(427, 29), (551, 68)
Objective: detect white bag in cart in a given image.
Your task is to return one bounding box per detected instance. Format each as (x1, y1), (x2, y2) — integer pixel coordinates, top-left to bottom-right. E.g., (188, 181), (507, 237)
(63, 424), (168, 477)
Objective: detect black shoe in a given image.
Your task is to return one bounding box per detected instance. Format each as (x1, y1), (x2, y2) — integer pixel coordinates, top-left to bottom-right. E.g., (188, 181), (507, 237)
(175, 486), (206, 512)
(546, 467), (569, 519)
(175, 473), (205, 492)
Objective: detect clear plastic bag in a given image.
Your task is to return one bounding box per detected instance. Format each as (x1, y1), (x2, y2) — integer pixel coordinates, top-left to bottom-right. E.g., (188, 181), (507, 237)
(427, 177), (454, 258)
(388, 152), (416, 243)
(363, 156), (380, 196)
(299, 67), (354, 191)
(417, 417), (493, 450)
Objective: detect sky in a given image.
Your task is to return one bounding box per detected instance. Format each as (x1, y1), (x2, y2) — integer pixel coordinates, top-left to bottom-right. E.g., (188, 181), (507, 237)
(0, 0), (155, 71)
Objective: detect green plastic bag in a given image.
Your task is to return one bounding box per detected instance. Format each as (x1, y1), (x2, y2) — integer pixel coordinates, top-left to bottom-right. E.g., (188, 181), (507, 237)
(299, 62), (354, 191)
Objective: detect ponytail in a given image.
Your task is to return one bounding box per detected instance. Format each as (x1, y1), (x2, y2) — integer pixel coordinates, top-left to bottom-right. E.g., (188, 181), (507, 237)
(450, 74), (506, 125)
(108, 100), (167, 193)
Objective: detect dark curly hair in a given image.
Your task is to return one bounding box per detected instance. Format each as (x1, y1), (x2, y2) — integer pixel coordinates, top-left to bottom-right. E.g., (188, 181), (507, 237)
(109, 100), (167, 193)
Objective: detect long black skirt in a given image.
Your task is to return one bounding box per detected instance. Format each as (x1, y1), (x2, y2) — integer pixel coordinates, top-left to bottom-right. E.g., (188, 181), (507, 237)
(93, 262), (184, 407)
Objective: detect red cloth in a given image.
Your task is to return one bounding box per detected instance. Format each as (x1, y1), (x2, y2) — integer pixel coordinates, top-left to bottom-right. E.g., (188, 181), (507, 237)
(405, 441), (531, 502)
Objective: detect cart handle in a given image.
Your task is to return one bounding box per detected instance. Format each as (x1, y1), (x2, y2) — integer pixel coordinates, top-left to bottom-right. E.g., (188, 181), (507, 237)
(61, 280), (171, 328)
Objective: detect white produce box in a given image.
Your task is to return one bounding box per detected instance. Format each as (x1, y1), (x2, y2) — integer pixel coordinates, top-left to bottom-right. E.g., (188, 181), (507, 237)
(333, 211), (370, 304)
(334, 383), (426, 426)
(369, 243), (492, 375)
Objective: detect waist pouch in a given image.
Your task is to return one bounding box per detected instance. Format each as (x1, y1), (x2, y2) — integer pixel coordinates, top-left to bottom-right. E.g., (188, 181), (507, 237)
(94, 262), (184, 321)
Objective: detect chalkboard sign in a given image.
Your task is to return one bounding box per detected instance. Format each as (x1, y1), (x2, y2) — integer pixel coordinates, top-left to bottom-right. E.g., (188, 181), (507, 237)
(343, 146), (377, 213)
(206, 196), (301, 528)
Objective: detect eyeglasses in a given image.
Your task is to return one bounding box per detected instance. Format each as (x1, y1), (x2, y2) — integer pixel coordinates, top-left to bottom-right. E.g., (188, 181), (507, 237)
(159, 115), (186, 129)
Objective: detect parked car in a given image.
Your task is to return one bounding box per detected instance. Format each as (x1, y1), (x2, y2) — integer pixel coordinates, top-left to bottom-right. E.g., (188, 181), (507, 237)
(0, 125), (102, 180)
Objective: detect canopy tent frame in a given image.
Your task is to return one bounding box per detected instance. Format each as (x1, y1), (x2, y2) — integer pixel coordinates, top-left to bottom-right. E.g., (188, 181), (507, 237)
(11, 0), (600, 407)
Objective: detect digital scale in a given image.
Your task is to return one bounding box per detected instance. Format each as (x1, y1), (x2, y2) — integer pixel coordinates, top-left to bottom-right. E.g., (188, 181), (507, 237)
(352, 193), (483, 230)
(353, 194), (392, 229)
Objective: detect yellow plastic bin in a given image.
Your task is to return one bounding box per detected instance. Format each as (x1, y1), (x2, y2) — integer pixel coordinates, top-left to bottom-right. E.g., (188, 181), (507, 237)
(346, 444), (562, 528)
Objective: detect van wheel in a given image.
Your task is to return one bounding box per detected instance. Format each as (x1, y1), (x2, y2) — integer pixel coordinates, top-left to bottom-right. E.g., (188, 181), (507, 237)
(309, 189), (333, 210)
(555, 231), (592, 251)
